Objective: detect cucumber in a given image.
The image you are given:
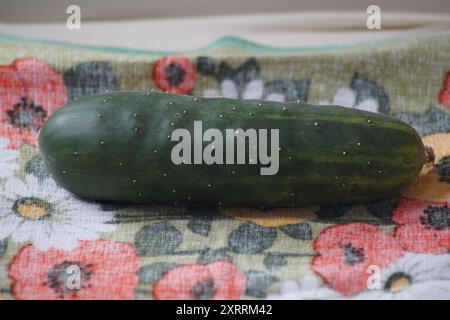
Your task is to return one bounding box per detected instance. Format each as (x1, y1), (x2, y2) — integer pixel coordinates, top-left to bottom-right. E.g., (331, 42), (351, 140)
(39, 91), (427, 207)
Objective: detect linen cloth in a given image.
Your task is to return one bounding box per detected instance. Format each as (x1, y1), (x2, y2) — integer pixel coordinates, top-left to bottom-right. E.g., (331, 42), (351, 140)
(0, 33), (449, 300)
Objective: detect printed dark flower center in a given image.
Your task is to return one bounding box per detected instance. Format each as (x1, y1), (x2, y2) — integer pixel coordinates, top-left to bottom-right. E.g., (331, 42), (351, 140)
(420, 205), (449, 230)
(189, 278), (216, 300)
(12, 197), (52, 220)
(384, 272), (412, 293)
(6, 97), (47, 131)
(343, 243), (365, 265)
(46, 261), (93, 298)
(25, 154), (51, 182)
(164, 63), (186, 87)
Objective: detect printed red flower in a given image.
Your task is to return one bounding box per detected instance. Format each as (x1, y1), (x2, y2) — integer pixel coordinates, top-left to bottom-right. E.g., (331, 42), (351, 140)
(438, 72), (450, 108)
(312, 222), (404, 296)
(9, 240), (140, 300)
(153, 261), (246, 300)
(0, 58), (67, 149)
(152, 56), (196, 95)
(393, 199), (450, 254)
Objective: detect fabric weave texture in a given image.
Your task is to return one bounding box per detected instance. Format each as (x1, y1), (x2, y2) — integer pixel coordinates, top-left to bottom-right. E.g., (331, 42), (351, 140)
(0, 34), (449, 300)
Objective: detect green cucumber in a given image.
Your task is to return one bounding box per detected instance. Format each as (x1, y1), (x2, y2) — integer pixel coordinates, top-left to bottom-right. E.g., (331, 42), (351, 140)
(39, 91), (427, 207)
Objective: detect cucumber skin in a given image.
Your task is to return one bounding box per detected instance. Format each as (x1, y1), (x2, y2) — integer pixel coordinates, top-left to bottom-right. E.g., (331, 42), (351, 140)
(39, 91), (426, 207)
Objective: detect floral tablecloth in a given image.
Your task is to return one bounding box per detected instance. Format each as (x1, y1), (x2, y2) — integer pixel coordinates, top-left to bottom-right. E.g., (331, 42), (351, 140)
(0, 33), (449, 300)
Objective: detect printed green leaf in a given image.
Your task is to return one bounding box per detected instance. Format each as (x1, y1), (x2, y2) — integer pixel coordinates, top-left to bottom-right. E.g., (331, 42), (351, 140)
(135, 221), (182, 256)
(228, 222), (277, 254)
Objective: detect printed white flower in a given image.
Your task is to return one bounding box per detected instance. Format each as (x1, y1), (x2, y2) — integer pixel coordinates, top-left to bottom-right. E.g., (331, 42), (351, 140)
(267, 273), (342, 300)
(0, 138), (20, 179)
(352, 253), (450, 300)
(203, 79), (264, 100)
(0, 175), (116, 251)
(319, 87), (380, 113)
(265, 93), (286, 102)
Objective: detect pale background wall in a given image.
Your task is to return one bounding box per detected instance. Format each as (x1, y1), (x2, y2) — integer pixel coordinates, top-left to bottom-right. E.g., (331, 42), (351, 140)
(0, 0), (449, 50)
(1, 0), (450, 22)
